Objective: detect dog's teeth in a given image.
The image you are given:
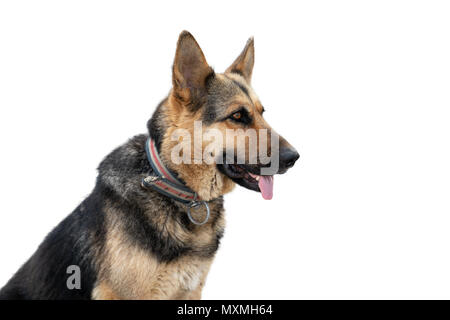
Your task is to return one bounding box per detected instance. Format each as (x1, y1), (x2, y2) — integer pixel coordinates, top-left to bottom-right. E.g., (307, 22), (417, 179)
(248, 172), (260, 181)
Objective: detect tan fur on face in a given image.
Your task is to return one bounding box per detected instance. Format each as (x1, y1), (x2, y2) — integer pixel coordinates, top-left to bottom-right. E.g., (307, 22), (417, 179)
(159, 94), (235, 201)
(223, 72), (261, 107)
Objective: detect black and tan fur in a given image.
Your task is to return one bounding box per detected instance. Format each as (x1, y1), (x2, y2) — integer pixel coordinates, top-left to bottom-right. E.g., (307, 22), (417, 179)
(0, 31), (299, 300)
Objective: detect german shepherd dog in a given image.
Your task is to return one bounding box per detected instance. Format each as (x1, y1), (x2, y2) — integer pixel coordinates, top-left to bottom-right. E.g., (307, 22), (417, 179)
(0, 31), (299, 300)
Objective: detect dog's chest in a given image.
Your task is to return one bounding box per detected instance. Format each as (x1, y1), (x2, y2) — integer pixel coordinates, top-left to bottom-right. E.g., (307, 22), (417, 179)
(155, 256), (210, 295)
(103, 227), (213, 299)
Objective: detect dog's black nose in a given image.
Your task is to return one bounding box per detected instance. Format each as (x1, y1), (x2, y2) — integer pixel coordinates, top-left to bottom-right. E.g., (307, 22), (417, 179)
(279, 147), (300, 170)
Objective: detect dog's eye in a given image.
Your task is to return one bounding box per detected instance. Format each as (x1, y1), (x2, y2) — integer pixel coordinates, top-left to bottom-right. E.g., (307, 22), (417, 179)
(227, 108), (251, 124)
(232, 112), (242, 120)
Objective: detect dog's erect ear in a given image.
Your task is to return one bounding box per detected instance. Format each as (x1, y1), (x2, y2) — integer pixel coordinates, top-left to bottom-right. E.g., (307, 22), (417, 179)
(172, 31), (213, 103)
(226, 37), (255, 83)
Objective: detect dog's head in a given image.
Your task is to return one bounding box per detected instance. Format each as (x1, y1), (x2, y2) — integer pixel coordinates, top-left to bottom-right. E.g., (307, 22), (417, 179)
(152, 31), (299, 201)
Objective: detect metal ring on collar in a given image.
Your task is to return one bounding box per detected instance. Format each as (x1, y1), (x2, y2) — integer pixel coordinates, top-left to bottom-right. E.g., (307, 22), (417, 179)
(187, 201), (210, 226)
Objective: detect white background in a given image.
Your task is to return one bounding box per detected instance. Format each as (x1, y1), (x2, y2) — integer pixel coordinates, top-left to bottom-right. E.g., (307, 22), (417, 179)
(1, 1), (449, 299)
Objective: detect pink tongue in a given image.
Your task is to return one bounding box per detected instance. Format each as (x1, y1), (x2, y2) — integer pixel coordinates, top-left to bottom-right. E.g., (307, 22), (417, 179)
(258, 176), (274, 200)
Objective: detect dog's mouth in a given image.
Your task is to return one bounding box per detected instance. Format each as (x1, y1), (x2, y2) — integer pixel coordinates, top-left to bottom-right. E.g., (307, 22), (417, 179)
(218, 163), (274, 200)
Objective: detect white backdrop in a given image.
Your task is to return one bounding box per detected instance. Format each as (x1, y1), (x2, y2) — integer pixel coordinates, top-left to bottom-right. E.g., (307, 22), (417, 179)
(1, 1), (449, 299)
